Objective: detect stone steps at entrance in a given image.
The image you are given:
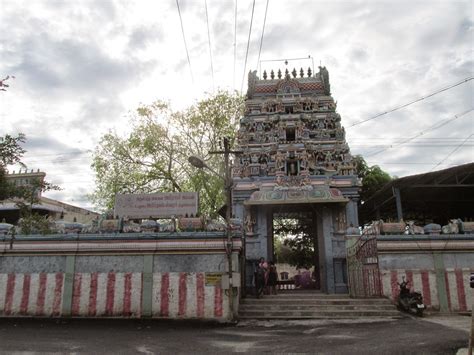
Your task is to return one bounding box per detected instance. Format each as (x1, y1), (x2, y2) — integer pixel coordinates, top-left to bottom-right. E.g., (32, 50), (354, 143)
(239, 292), (400, 320)
(240, 305), (396, 311)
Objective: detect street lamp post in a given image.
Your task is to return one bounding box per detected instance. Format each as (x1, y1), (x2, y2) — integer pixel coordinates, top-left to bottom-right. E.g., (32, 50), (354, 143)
(188, 137), (238, 320)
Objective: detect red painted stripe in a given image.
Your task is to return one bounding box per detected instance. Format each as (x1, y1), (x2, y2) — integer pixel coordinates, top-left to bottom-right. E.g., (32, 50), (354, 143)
(178, 273), (187, 317)
(36, 273), (47, 316)
(20, 274), (31, 315)
(455, 269), (467, 311)
(71, 273), (82, 316)
(88, 273), (98, 316)
(196, 273), (205, 318)
(379, 271), (384, 296)
(421, 271), (431, 306)
(123, 273), (132, 317)
(105, 272), (116, 316)
(390, 270), (398, 301)
(214, 284), (223, 318)
(160, 273), (169, 317)
(52, 273), (63, 316)
(138, 274), (143, 317)
(405, 270), (413, 292)
(4, 274), (15, 315)
(445, 271), (452, 311)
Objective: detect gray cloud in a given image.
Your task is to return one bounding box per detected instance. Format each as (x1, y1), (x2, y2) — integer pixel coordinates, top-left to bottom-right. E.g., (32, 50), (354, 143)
(9, 33), (153, 96)
(128, 25), (164, 51)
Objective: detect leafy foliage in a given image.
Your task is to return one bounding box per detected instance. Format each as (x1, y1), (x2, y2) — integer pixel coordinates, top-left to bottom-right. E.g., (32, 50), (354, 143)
(273, 216), (317, 269)
(353, 154), (392, 203)
(18, 213), (53, 235)
(91, 91), (244, 216)
(0, 133), (26, 200)
(0, 133), (61, 231)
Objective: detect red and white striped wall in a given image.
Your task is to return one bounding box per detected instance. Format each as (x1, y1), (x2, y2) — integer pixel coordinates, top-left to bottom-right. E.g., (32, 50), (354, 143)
(380, 268), (473, 312)
(0, 273), (64, 316)
(70, 273), (142, 317)
(151, 273), (228, 319)
(0, 272), (228, 319)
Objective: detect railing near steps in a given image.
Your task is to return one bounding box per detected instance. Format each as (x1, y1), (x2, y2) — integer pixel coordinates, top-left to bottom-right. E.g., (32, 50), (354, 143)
(347, 236), (383, 298)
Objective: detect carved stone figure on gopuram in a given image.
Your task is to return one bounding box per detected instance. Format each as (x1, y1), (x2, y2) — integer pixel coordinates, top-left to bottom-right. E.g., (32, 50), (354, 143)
(233, 66), (356, 182)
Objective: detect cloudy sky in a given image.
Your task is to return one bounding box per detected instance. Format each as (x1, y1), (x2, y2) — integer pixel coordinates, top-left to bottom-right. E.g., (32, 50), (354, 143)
(1, 0), (472, 210)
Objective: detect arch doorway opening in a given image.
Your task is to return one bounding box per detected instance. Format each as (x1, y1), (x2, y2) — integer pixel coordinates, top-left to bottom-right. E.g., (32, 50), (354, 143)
(272, 208), (321, 291)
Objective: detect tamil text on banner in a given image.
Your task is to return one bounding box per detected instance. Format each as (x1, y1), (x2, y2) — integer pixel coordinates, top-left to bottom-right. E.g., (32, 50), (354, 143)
(114, 192), (198, 219)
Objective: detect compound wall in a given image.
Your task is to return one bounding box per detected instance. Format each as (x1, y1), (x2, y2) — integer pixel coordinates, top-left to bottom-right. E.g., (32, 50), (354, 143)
(377, 235), (474, 313)
(0, 234), (241, 321)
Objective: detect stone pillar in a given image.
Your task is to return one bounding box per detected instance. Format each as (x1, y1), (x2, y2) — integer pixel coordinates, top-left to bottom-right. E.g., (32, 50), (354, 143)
(244, 206), (269, 290)
(322, 207), (335, 293)
(345, 199), (359, 227)
(393, 187), (403, 222)
(255, 206), (269, 259)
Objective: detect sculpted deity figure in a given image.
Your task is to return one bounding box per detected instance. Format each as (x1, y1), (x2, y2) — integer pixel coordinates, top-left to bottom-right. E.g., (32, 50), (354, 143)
(299, 150), (309, 170)
(275, 151), (285, 170)
(325, 150), (333, 162)
(245, 213), (256, 235)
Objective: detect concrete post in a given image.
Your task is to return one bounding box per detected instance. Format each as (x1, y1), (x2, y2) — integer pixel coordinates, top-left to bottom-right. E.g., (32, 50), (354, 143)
(61, 255), (75, 316)
(433, 253), (449, 312)
(141, 255), (153, 317)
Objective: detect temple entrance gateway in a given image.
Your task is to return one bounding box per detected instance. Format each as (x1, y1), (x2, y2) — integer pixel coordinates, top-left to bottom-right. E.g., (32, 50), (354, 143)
(272, 209), (321, 290)
(232, 64), (360, 294)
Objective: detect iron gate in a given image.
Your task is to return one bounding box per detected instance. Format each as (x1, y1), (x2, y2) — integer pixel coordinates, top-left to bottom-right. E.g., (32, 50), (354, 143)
(346, 236), (382, 297)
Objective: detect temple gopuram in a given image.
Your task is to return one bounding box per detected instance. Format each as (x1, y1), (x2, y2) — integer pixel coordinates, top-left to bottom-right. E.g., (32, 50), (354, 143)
(232, 66), (360, 294)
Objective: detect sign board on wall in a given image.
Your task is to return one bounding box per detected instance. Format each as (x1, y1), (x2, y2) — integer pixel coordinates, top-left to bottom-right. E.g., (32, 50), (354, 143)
(114, 192), (198, 219)
(205, 273), (223, 286)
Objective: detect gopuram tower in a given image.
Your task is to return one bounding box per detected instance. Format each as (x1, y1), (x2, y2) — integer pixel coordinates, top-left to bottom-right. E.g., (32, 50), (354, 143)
(232, 65), (360, 294)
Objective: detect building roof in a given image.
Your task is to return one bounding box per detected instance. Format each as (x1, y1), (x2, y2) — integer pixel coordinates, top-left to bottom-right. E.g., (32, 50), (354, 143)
(359, 162), (474, 224)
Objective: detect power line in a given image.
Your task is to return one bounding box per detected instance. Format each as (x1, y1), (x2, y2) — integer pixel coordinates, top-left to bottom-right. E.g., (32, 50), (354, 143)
(366, 162), (469, 165)
(240, 0), (256, 94)
(233, 0), (238, 90)
(204, 0), (215, 92)
(347, 76), (473, 128)
(176, 0), (194, 84)
(364, 108), (473, 157)
(431, 134), (473, 171)
(256, 0), (269, 70)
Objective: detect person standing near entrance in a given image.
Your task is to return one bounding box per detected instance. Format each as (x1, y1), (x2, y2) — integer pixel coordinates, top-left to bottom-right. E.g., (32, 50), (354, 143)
(255, 258), (266, 298)
(268, 261), (278, 295)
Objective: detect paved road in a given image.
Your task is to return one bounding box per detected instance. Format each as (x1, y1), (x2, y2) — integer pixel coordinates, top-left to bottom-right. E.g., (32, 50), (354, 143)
(0, 316), (469, 354)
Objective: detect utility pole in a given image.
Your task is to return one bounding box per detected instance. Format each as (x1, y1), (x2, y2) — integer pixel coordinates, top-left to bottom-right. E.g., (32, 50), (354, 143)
(209, 137), (241, 321)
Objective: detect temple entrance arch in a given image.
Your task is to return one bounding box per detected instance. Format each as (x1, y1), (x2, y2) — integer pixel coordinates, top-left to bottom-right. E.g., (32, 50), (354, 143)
(271, 207), (321, 290)
(232, 64), (360, 295)
(241, 199), (350, 294)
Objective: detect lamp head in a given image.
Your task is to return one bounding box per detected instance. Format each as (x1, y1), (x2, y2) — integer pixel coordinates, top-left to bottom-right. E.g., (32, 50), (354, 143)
(188, 156), (207, 169)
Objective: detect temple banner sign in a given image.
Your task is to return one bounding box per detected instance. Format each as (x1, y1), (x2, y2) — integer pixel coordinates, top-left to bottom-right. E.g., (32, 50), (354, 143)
(114, 192), (198, 218)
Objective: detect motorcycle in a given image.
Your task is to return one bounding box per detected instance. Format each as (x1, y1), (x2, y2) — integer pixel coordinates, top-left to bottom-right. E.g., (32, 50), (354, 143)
(398, 277), (425, 316)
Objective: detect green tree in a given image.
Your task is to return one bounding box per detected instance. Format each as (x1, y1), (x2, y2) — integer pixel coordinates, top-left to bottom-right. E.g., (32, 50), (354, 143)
(0, 133), (60, 232)
(0, 133), (26, 200)
(273, 216), (317, 270)
(91, 91), (244, 216)
(353, 155), (392, 203)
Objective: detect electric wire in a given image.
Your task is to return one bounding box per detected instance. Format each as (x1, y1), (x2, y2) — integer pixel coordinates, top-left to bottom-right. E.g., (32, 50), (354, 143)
(347, 77), (473, 128)
(256, 0), (269, 71)
(431, 133), (473, 171)
(176, 0), (194, 83)
(204, 0), (215, 92)
(363, 108), (474, 157)
(233, 0), (238, 90)
(240, 0), (256, 94)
